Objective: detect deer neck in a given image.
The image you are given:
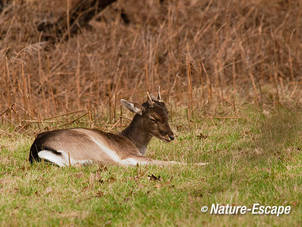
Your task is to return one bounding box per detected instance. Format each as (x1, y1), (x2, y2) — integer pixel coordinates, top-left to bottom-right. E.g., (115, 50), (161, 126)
(120, 114), (152, 155)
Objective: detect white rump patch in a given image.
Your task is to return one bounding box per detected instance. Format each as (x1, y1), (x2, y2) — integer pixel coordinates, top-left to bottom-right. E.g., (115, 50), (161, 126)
(38, 150), (66, 167)
(38, 150), (92, 167)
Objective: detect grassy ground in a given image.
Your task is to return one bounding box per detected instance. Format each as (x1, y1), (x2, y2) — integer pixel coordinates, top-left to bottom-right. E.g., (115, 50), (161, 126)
(0, 105), (301, 226)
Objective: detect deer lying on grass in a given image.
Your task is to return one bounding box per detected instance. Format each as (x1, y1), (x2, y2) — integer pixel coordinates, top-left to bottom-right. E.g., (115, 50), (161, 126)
(29, 91), (207, 167)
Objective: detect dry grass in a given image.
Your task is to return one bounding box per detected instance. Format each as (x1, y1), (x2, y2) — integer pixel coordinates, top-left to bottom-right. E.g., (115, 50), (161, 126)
(0, 0), (302, 126)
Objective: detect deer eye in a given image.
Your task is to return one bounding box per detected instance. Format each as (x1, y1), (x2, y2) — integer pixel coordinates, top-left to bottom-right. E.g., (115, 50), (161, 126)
(149, 116), (157, 122)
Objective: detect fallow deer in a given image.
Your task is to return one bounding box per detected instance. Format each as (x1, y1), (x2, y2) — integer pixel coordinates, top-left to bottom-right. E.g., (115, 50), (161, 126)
(29, 91), (207, 167)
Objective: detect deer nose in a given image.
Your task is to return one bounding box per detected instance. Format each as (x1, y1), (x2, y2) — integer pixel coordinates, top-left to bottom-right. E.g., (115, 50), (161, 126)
(169, 135), (174, 141)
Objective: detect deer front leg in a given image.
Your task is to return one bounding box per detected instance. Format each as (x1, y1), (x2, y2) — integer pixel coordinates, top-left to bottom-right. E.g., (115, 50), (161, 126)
(120, 156), (207, 167)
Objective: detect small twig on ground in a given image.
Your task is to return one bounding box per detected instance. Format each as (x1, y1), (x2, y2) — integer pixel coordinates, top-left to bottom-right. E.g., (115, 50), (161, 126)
(43, 110), (86, 121)
(58, 112), (88, 127)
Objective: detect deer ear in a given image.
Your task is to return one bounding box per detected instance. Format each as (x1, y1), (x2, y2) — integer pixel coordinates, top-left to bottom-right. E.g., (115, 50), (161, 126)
(120, 99), (143, 115)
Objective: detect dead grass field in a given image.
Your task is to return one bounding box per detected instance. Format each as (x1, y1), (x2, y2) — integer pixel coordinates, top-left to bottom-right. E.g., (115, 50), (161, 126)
(0, 0), (302, 124)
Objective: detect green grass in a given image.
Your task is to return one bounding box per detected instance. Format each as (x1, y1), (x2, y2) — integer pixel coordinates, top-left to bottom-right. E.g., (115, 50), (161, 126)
(0, 106), (302, 226)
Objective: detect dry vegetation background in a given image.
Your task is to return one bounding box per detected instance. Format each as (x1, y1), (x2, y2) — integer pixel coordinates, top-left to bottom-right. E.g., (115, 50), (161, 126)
(0, 0), (302, 126)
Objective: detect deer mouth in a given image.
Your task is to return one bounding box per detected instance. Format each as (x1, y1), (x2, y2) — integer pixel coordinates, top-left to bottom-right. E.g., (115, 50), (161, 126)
(159, 134), (174, 142)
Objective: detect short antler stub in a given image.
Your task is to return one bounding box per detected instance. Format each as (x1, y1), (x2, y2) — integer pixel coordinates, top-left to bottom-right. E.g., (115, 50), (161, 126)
(147, 92), (154, 106)
(157, 86), (163, 102)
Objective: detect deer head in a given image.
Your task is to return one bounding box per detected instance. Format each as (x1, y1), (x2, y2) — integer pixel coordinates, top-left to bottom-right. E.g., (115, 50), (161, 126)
(121, 90), (174, 143)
